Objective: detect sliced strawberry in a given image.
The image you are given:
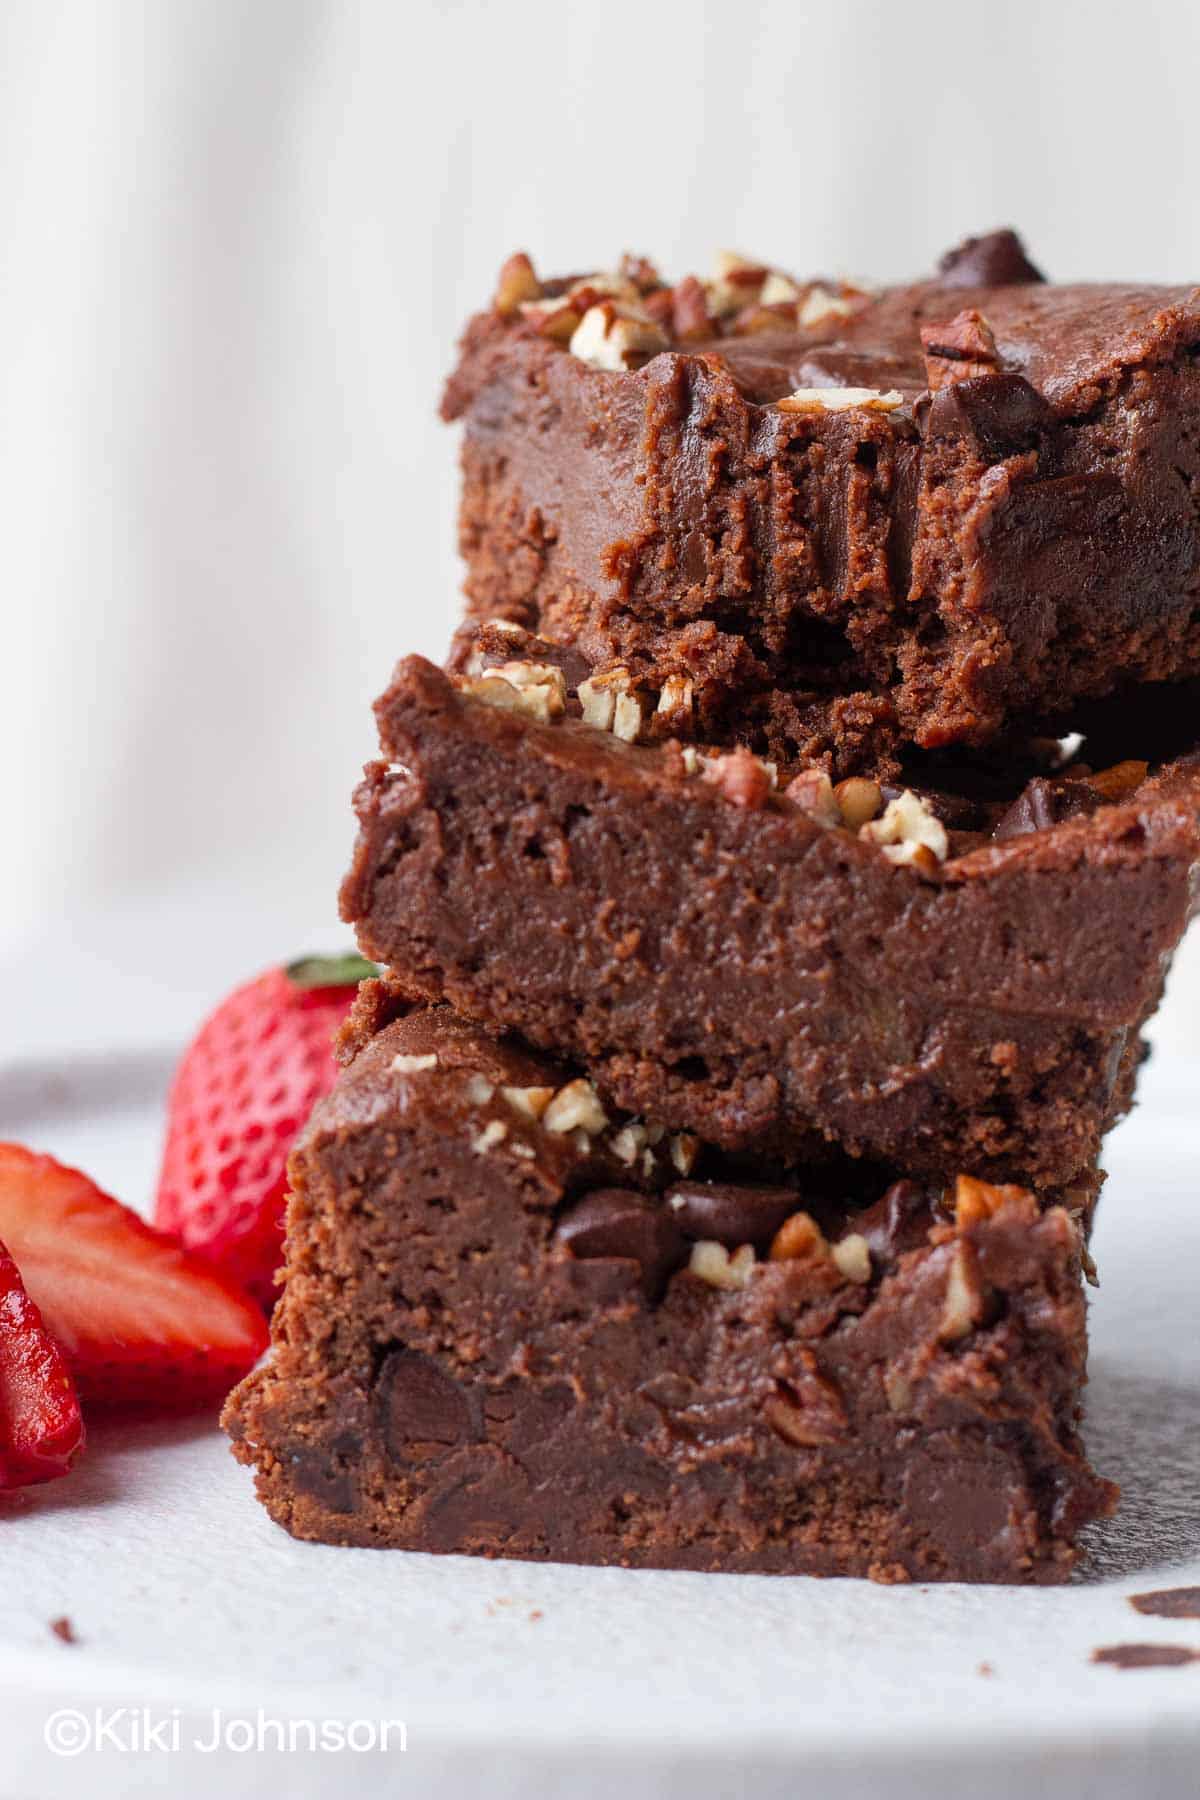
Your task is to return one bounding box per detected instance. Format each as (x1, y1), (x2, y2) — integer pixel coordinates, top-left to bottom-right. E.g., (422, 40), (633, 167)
(154, 953), (374, 1308)
(0, 1144), (268, 1412)
(0, 1238), (84, 1487)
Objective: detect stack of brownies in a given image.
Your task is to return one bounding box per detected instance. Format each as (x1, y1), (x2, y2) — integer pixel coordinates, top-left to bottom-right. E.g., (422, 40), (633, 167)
(227, 230), (1200, 1583)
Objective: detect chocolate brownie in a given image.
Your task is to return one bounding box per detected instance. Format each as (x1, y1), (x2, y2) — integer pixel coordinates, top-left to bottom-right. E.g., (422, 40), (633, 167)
(339, 649), (1199, 1185)
(442, 232), (1200, 775)
(223, 1007), (1116, 1582)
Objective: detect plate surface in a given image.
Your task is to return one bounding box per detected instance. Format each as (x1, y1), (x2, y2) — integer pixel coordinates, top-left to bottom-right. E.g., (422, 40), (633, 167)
(2, 1024), (1199, 1799)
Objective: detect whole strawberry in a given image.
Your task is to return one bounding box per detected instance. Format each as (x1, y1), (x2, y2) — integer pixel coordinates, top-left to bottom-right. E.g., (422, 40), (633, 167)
(154, 954), (375, 1309)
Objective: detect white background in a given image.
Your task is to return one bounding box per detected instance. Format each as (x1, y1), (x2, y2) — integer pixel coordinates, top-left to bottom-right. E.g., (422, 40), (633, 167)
(3, 16), (1200, 1791)
(2, 0), (1200, 1047)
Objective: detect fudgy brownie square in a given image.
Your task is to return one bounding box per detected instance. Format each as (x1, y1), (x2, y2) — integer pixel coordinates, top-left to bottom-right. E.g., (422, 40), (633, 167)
(223, 1006), (1115, 1583)
(443, 231), (1200, 775)
(340, 643), (1200, 1186)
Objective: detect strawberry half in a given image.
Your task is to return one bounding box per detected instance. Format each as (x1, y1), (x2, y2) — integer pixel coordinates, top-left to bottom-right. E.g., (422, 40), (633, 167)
(0, 1238), (84, 1487)
(0, 1144), (268, 1412)
(154, 953), (375, 1308)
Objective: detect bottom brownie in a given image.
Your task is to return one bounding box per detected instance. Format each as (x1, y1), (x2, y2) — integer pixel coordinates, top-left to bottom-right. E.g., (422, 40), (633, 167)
(223, 1008), (1116, 1583)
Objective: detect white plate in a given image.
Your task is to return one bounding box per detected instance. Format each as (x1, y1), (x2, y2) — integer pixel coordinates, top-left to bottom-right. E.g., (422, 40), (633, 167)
(2, 1041), (1199, 1800)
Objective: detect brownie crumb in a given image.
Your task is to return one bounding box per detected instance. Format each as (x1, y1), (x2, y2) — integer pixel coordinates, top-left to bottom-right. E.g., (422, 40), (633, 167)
(1092, 1643), (1199, 1670)
(1129, 1586), (1200, 1619)
(49, 1617), (77, 1645)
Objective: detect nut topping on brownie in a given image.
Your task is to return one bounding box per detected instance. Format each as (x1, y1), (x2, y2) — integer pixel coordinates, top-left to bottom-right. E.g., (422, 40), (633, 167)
(688, 1239), (757, 1290)
(568, 303), (670, 371)
(452, 637), (946, 867)
(542, 1078), (608, 1136)
(461, 660), (568, 722)
(859, 790), (950, 868)
(776, 387), (904, 413)
(920, 308), (1000, 389)
(492, 251), (541, 315)
(444, 231), (1200, 770)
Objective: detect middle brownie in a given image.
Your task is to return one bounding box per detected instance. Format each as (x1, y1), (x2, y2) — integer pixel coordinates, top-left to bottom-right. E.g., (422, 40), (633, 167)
(341, 645), (1200, 1186)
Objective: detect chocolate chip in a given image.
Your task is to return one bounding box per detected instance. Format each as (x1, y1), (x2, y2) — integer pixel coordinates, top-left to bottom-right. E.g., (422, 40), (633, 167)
(286, 1435), (360, 1514)
(376, 1349), (478, 1462)
(555, 1189), (686, 1300)
(926, 371), (1052, 458)
(849, 1180), (933, 1265)
(900, 1443), (1019, 1553)
(665, 1181), (799, 1251)
(936, 229), (1045, 287)
(877, 782), (971, 828)
(993, 776), (1101, 841)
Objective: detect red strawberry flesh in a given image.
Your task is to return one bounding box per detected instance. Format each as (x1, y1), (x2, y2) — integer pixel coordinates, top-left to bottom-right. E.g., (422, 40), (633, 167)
(0, 1144), (268, 1413)
(0, 1238), (84, 1487)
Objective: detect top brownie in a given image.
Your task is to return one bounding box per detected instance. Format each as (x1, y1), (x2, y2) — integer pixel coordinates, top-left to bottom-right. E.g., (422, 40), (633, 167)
(443, 230), (1200, 775)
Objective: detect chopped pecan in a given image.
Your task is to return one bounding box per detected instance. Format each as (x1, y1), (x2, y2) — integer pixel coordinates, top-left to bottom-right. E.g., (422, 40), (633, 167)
(920, 309), (999, 391)
(704, 747), (772, 810)
(786, 767), (840, 827)
(494, 252), (541, 315)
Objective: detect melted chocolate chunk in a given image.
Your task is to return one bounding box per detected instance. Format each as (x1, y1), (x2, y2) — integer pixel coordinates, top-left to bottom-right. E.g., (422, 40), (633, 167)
(555, 1189), (686, 1299)
(376, 1349), (478, 1461)
(849, 1180), (934, 1265)
(936, 229), (1045, 287)
(877, 781), (976, 828)
(286, 1436), (360, 1514)
(925, 370), (1053, 459)
(993, 776), (1101, 841)
(664, 1180), (800, 1250)
(900, 1444), (1020, 1555)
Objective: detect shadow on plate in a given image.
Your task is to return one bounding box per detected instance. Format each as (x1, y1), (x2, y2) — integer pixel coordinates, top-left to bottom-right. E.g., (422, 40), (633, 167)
(1076, 1361), (1200, 1581)
(0, 1047), (177, 1133)
(0, 1415), (220, 1522)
